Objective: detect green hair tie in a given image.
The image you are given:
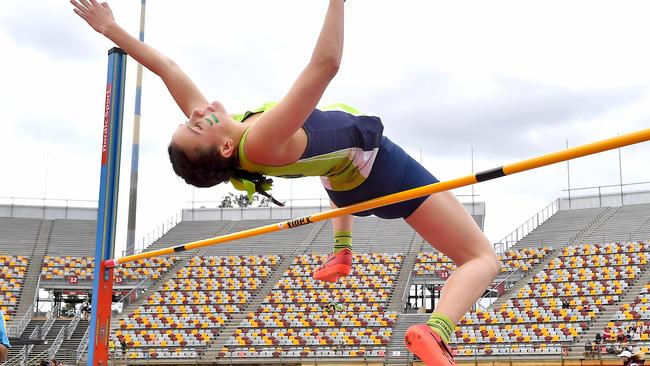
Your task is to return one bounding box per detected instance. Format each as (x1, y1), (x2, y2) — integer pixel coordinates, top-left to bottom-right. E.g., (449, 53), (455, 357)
(229, 177), (272, 201)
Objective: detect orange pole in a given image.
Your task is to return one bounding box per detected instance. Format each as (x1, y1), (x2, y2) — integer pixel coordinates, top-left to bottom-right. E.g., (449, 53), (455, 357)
(106, 127), (650, 267)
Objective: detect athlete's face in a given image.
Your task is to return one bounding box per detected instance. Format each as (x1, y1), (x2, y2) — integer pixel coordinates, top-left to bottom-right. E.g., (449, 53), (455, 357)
(171, 101), (235, 159)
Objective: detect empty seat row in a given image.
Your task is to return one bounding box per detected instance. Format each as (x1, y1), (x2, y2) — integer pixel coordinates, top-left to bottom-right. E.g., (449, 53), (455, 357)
(559, 241), (648, 256)
(532, 266), (641, 283)
(460, 307), (599, 325)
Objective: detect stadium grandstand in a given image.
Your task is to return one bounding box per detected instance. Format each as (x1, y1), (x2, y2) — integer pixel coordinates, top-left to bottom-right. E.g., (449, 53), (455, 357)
(2, 189), (650, 365)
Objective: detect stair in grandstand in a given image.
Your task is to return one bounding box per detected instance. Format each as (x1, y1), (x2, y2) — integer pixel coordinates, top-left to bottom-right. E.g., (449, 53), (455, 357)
(385, 313), (428, 364)
(3, 319), (45, 362)
(570, 206), (622, 246)
(513, 207), (613, 249)
(55, 319), (89, 365)
(13, 220), (52, 320)
(567, 263), (650, 357)
(202, 221), (327, 360)
(577, 203), (650, 245)
(387, 251), (419, 313)
(32, 319), (70, 360)
(386, 229), (421, 313)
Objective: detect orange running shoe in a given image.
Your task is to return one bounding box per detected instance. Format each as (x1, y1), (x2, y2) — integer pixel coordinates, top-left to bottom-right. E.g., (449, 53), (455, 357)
(404, 324), (456, 366)
(312, 249), (352, 282)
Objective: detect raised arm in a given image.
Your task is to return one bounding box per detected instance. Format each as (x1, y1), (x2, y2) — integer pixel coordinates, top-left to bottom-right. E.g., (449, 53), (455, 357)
(244, 0), (345, 160)
(70, 0), (207, 118)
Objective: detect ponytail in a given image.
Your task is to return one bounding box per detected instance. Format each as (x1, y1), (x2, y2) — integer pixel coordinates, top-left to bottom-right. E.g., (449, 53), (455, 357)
(168, 143), (284, 206)
(230, 170), (284, 207)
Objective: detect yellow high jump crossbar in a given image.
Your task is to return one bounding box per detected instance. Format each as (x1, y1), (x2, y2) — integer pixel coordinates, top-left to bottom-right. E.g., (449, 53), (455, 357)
(106, 127), (650, 268)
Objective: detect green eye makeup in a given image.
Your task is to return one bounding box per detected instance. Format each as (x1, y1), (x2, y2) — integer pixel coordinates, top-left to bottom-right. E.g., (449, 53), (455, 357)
(203, 114), (220, 126)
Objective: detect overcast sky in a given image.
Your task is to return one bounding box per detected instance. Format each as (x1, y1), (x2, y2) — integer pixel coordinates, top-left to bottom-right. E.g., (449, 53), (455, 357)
(1, 1), (649, 255)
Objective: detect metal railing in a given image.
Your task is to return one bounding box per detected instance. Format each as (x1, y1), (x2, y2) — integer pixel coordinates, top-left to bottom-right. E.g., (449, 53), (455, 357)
(41, 304), (58, 338)
(6, 304), (34, 338)
(28, 326), (41, 341)
(115, 273), (154, 310)
(401, 269), (413, 306)
(63, 341), (650, 364)
(76, 324), (90, 365)
(49, 326), (67, 359)
(563, 181), (650, 209)
(67, 311), (81, 340)
(25, 348), (52, 366)
(128, 211), (183, 256)
(0, 196), (97, 209)
(476, 267), (522, 311)
(2, 345), (29, 366)
(493, 198), (560, 253)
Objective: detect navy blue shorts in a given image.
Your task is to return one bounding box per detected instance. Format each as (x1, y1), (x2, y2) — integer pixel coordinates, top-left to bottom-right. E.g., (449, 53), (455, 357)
(325, 137), (438, 219)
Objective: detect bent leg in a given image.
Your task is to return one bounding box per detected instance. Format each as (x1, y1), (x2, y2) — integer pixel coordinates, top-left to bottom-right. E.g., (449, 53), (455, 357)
(405, 191), (500, 323)
(404, 192), (499, 365)
(313, 201), (354, 282)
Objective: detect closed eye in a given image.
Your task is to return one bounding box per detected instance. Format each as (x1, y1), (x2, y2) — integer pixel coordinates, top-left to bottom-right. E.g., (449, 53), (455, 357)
(184, 120), (202, 134)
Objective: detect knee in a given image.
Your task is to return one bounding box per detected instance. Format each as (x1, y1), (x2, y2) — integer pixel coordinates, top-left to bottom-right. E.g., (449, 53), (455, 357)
(483, 253), (501, 279)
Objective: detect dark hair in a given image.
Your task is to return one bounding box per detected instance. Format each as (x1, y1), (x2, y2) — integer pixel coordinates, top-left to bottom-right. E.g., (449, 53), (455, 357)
(168, 143), (284, 206)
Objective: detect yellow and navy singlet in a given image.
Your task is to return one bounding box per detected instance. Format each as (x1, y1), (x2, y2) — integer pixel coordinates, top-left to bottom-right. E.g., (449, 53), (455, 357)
(233, 103), (384, 192)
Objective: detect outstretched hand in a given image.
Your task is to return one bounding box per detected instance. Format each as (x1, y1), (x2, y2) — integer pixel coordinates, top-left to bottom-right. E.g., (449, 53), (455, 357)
(70, 0), (115, 34)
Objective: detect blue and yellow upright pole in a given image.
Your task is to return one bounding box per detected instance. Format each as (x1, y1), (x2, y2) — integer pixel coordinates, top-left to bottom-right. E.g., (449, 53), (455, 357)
(88, 47), (127, 366)
(125, 0), (147, 256)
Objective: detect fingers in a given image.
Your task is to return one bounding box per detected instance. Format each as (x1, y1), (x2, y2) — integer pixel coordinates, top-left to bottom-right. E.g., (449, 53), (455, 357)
(70, 0), (87, 13)
(79, 0), (92, 8)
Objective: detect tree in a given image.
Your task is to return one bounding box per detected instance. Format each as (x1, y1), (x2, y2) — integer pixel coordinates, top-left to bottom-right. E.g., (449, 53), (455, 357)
(218, 194), (233, 208)
(258, 197), (272, 207)
(219, 193), (274, 208)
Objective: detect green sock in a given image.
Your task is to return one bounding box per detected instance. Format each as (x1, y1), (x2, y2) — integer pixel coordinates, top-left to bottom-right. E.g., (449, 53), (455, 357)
(333, 230), (352, 253)
(426, 312), (455, 344)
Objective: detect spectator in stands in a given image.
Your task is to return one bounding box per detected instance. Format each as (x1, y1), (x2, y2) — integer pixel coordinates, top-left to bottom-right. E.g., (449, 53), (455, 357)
(584, 341), (595, 359)
(604, 327), (613, 342)
(39, 360), (50, 366)
(619, 350), (646, 366)
(324, 301), (345, 315)
(51, 359), (60, 366)
(80, 304), (89, 320)
(562, 298), (570, 309)
(0, 310), (11, 362)
(120, 339), (128, 360)
(618, 328), (626, 342)
(595, 332), (603, 344)
(324, 302), (335, 314)
(72, 1), (500, 365)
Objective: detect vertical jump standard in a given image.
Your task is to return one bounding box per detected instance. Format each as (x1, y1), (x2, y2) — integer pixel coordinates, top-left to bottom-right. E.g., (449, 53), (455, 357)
(88, 47), (127, 366)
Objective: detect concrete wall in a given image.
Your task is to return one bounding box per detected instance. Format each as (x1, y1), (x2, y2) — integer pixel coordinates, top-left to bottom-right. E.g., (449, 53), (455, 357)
(0, 204), (97, 220)
(182, 201), (485, 223)
(560, 190), (650, 210)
